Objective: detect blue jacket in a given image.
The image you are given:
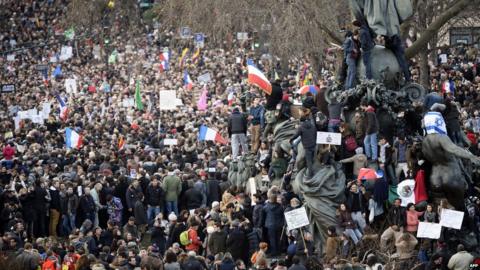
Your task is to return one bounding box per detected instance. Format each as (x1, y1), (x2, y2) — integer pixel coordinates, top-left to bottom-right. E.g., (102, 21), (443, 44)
(343, 37), (354, 58)
(249, 105), (265, 127)
(261, 202), (284, 229)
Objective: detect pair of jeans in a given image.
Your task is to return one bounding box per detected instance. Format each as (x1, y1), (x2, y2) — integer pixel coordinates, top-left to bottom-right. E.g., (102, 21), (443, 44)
(351, 211), (366, 232)
(62, 213), (76, 236)
(363, 132), (378, 160)
(166, 201), (178, 215)
(448, 130), (461, 145)
(34, 209), (46, 237)
(49, 209), (60, 237)
(344, 228), (363, 244)
(267, 227), (282, 256)
(231, 133), (248, 159)
(304, 146), (316, 177)
(328, 119), (341, 133)
(362, 49), (373, 79)
(345, 57), (357, 90)
(385, 35), (411, 82)
(384, 163), (397, 185)
(147, 205), (162, 225)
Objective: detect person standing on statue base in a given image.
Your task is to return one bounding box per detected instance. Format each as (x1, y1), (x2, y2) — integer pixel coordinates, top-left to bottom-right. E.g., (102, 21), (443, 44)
(290, 109), (317, 178)
(343, 30), (361, 90)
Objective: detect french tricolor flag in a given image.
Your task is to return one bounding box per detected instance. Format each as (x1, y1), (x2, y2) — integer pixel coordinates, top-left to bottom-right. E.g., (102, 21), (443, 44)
(247, 64), (272, 95)
(159, 50), (170, 72)
(55, 94), (69, 121)
(65, 128), (83, 149)
(184, 70), (193, 90)
(198, 125), (227, 144)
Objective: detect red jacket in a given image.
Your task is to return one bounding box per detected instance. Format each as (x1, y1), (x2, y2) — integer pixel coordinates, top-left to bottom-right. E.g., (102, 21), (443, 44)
(2, 145), (15, 160)
(185, 228), (201, 252)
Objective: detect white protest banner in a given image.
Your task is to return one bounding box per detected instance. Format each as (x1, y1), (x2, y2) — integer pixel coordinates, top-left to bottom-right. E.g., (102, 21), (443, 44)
(42, 102), (51, 118)
(27, 108), (38, 119)
(18, 111), (29, 120)
(49, 56), (58, 63)
(417, 222), (442, 239)
(65, 78), (77, 93)
(159, 90), (177, 110)
(197, 72), (211, 83)
(1, 84), (15, 93)
(163, 139), (178, 145)
(284, 207), (310, 231)
(440, 209), (464, 229)
(122, 98), (135, 108)
(397, 179), (416, 207)
(31, 114), (44, 125)
(60, 46), (73, 61)
(316, 132), (341, 145)
(7, 54), (15, 61)
(14, 115), (21, 130)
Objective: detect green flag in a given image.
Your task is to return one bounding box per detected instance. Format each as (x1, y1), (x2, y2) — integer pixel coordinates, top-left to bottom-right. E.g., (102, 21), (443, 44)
(108, 49), (117, 64)
(64, 27), (75, 40)
(135, 80), (143, 110)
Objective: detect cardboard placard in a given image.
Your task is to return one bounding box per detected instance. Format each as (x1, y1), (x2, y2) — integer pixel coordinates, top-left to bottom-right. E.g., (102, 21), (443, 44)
(440, 209), (464, 230)
(316, 132), (342, 145)
(417, 222), (442, 239)
(284, 207), (310, 231)
(159, 90), (177, 110)
(163, 139), (178, 145)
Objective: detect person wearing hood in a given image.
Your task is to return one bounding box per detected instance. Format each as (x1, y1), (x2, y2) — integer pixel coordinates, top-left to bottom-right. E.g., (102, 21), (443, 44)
(339, 147), (367, 179)
(228, 107), (248, 160)
(290, 109), (317, 178)
(362, 104), (379, 161)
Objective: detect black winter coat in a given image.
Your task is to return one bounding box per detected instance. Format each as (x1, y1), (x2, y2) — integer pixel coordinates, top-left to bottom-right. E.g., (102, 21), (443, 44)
(228, 112), (247, 136)
(291, 119), (317, 149)
(226, 228), (247, 261)
(184, 188), (203, 210)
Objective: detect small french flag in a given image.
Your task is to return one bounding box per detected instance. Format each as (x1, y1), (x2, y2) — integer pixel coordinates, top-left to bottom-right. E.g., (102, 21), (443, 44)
(159, 50), (170, 72)
(198, 125), (227, 144)
(65, 128), (83, 149)
(184, 70), (193, 90)
(55, 94), (68, 121)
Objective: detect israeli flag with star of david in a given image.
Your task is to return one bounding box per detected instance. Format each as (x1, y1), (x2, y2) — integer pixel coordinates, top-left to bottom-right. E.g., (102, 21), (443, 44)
(424, 111), (447, 135)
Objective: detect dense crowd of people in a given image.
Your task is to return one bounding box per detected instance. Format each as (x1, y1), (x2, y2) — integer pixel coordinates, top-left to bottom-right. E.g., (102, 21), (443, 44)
(1, 1), (480, 270)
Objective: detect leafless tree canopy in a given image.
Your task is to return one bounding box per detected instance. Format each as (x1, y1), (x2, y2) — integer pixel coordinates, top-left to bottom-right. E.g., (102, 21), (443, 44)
(153, 0), (349, 61)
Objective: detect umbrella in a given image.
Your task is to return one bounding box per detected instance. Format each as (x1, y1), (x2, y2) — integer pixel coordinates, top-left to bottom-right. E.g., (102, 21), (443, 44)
(297, 85), (319, 95)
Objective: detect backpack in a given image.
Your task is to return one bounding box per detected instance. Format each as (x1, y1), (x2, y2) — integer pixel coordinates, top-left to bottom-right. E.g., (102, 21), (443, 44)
(179, 229), (192, 246)
(42, 258), (59, 270)
(344, 136), (358, 152)
(62, 253), (79, 270)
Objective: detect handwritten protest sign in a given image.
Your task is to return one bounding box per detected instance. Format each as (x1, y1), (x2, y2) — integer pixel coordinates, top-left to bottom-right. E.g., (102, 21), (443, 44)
(316, 132), (341, 145)
(1, 84), (15, 93)
(440, 209), (464, 229)
(159, 90), (177, 110)
(65, 78), (77, 93)
(60, 46), (73, 61)
(284, 207), (310, 231)
(197, 73), (211, 83)
(163, 139), (178, 145)
(7, 54), (15, 61)
(417, 222), (442, 239)
(122, 98), (135, 108)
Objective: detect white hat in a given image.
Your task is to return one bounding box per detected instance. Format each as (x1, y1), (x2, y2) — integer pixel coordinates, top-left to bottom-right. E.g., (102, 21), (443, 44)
(168, 212), (177, 221)
(211, 201), (220, 208)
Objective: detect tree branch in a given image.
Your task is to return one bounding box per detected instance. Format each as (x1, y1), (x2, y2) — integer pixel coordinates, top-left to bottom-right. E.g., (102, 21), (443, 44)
(405, 0), (480, 58)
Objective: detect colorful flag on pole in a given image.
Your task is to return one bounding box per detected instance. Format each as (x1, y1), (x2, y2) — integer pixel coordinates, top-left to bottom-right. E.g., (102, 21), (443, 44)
(179, 48), (189, 68)
(159, 49), (170, 72)
(65, 128), (82, 149)
(198, 125), (227, 144)
(135, 80), (143, 110)
(183, 70), (193, 90)
(55, 94), (68, 121)
(191, 48), (201, 64)
(64, 27), (75, 40)
(247, 64), (272, 95)
(197, 85), (208, 111)
(118, 136), (125, 150)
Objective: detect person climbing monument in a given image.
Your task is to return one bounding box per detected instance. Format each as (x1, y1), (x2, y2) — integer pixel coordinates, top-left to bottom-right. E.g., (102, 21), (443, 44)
(290, 109), (318, 178)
